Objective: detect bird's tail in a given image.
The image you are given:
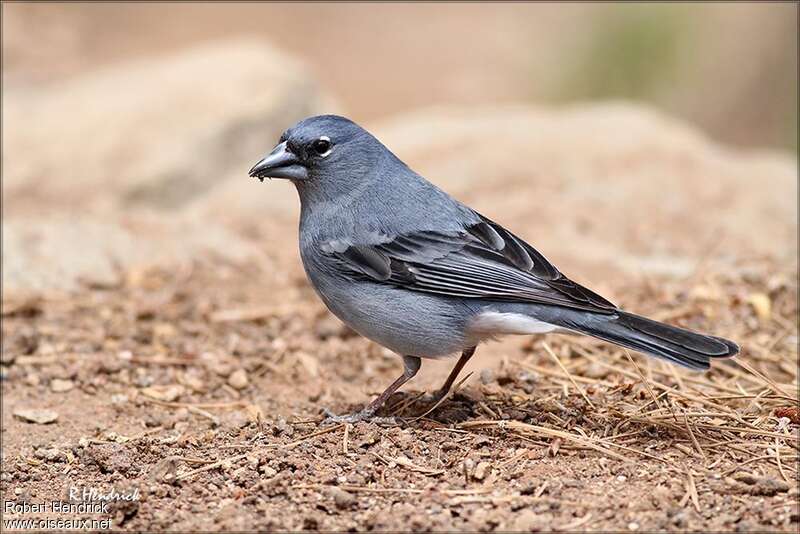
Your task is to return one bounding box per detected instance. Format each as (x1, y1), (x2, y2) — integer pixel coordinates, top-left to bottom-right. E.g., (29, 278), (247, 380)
(563, 310), (738, 370)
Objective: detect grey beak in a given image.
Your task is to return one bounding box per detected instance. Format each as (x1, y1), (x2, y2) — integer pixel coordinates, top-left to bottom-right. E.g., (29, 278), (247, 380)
(249, 141), (309, 181)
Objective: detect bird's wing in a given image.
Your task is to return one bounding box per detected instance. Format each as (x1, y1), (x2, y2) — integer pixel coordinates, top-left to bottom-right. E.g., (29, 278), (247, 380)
(321, 214), (617, 314)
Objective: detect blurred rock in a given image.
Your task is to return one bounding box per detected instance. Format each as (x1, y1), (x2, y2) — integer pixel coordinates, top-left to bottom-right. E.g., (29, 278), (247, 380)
(2, 214), (256, 292)
(227, 369), (249, 390)
(327, 487), (356, 510)
(473, 461), (491, 481)
(372, 105), (796, 279)
(3, 38), (330, 212)
(4, 97), (795, 295)
(194, 103), (797, 290)
(746, 292), (772, 322)
(2, 39), (332, 293)
(13, 408), (59, 424)
(511, 509), (546, 531)
(140, 384), (184, 402)
(49, 378), (74, 393)
(34, 447), (66, 462)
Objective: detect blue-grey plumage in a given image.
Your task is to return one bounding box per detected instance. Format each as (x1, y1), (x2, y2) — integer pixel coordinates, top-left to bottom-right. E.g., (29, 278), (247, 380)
(249, 114), (739, 422)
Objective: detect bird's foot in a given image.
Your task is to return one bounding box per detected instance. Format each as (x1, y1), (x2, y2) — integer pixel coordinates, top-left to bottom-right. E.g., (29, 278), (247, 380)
(320, 407), (397, 426)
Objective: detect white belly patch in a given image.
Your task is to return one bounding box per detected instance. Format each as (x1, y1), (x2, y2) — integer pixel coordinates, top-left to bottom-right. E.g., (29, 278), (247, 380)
(468, 311), (559, 336)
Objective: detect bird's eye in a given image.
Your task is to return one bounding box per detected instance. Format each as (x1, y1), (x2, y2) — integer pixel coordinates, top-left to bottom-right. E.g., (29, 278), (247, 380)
(312, 137), (332, 156)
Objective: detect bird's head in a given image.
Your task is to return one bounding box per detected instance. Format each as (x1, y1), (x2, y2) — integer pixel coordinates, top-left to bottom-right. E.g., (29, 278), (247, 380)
(249, 115), (388, 201)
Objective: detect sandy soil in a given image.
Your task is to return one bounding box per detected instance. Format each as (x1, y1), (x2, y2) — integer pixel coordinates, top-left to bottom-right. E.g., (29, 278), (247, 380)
(1, 244), (797, 531)
(0, 5), (797, 531)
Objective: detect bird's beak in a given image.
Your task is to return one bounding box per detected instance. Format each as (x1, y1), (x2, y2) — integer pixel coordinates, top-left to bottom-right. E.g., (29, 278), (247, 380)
(248, 141), (309, 182)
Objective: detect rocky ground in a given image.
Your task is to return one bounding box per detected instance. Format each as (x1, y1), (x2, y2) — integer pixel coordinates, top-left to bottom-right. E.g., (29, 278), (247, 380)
(1, 254), (798, 531)
(2, 40), (798, 532)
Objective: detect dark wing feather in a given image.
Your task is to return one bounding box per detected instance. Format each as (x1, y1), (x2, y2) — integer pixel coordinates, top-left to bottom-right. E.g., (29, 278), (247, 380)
(323, 214), (616, 314)
(339, 246), (392, 280)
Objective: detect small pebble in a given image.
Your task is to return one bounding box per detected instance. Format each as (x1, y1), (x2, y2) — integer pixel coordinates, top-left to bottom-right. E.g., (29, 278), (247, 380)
(328, 487), (355, 509)
(141, 384), (183, 402)
(110, 394), (129, 404)
(208, 359), (234, 377)
(473, 461), (491, 481)
(228, 369), (249, 390)
(181, 373), (206, 393)
(479, 369), (495, 384)
(272, 417), (294, 437)
(462, 458), (475, 481)
(747, 292), (771, 321)
(260, 466), (277, 477)
(512, 509), (543, 531)
(101, 359), (123, 374)
(357, 431), (378, 448)
(13, 409), (58, 424)
(25, 374), (41, 387)
(50, 379), (74, 393)
(34, 448), (65, 462)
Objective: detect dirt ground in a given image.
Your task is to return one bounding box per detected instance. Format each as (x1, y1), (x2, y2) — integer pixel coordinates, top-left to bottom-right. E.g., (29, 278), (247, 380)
(1, 4), (797, 532)
(1, 243), (797, 531)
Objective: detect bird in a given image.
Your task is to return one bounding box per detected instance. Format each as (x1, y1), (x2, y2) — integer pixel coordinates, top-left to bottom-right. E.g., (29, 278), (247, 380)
(249, 114), (739, 423)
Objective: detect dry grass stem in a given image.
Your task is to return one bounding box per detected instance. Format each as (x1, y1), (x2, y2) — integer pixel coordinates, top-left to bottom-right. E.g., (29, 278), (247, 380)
(543, 342), (596, 409)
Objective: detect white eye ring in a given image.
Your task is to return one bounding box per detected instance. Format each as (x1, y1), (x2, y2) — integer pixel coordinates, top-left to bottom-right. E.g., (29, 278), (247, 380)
(315, 135), (332, 157)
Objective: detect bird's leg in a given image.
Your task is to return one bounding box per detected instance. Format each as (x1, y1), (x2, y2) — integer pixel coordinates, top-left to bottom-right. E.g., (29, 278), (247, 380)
(427, 346), (476, 404)
(322, 355), (421, 424)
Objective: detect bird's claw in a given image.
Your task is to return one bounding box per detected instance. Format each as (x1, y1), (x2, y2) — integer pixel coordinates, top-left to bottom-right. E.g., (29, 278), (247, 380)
(320, 407), (396, 426)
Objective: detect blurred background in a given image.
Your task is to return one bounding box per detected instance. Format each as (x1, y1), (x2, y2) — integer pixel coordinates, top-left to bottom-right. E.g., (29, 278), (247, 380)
(4, 3), (796, 149)
(2, 2), (797, 293)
